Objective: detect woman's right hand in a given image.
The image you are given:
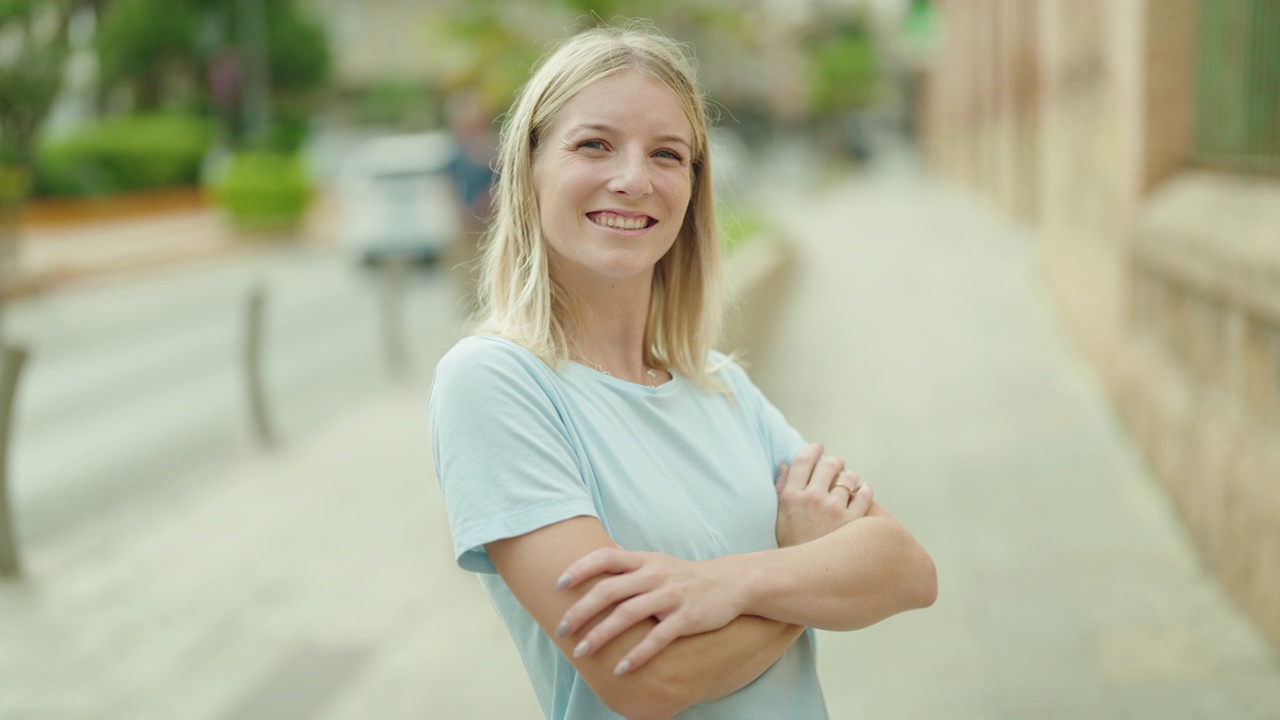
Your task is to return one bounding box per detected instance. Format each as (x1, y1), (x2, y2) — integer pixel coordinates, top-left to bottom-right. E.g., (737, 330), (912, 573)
(775, 443), (874, 547)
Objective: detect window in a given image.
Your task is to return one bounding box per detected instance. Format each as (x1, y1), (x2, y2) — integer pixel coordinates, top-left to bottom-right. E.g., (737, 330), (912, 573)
(1195, 0), (1280, 175)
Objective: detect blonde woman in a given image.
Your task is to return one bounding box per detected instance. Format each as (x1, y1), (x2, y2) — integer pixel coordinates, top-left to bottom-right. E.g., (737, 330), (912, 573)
(429, 24), (936, 720)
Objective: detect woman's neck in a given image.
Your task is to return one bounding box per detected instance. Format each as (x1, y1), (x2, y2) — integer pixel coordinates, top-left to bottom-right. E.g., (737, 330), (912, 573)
(562, 272), (659, 383)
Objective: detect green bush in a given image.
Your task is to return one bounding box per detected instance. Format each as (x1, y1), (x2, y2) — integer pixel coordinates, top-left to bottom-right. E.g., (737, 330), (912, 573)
(34, 114), (214, 197)
(215, 152), (311, 229)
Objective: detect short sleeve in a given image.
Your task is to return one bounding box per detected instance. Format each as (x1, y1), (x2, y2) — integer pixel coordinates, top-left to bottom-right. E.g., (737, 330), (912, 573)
(428, 337), (597, 573)
(715, 355), (808, 471)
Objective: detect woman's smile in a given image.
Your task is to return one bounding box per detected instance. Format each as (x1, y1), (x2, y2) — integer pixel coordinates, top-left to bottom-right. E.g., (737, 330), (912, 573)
(586, 211), (658, 233)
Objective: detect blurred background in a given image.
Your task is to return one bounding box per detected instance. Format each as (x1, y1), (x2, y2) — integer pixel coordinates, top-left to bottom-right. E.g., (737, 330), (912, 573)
(0, 0), (1278, 718)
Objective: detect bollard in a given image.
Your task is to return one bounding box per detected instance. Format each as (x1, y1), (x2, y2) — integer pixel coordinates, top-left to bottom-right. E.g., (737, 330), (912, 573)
(0, 345), (28, 577)
(244, 283), (276, 449)
(381, 258), (410, 379)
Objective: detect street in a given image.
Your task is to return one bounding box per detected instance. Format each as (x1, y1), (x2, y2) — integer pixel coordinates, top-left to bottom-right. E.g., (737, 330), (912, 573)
(6, 246), (468, 541)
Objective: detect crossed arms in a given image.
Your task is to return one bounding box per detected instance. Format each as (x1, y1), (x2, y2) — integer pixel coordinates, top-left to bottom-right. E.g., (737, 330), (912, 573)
(484, 443), (937, 720)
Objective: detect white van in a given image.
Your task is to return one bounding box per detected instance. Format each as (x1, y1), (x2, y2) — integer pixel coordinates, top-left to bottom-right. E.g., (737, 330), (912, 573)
(335, 131), (460, 264)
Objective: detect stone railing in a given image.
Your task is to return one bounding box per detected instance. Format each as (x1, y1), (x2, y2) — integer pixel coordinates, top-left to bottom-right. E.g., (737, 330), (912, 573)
(1114, 171), (1280, 646)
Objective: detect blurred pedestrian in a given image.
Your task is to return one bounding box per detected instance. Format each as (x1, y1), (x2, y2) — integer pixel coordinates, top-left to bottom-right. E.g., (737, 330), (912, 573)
(429, 22), (936, 720)
(444, 88), (498, 233)
(442, 87), (498, 299)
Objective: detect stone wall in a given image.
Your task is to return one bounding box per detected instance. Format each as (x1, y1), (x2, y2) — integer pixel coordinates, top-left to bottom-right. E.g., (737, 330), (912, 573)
(918, 0), (1280, 649)
(1118, 174), (1280, 644)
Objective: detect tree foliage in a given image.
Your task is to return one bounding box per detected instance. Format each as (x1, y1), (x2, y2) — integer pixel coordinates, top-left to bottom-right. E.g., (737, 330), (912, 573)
(808, 17), (880, 117)
(94, 0), (330, 146)
(430, 0), (763, 126)
(93, 0), (201, 109)
(0, 0), (74, 168)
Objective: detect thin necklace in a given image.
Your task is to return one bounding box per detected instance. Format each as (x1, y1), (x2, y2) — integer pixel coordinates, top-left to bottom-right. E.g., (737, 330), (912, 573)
(579, 354), (660, 388)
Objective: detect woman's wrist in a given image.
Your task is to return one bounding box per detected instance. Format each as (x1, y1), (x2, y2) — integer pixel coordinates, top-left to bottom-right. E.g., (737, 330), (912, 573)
(714, 550), (774, 620)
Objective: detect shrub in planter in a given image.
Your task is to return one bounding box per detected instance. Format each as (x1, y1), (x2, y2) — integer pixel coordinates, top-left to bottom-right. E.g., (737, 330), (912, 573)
(215, 152), (311, 231)
(34, 114), (214, 197)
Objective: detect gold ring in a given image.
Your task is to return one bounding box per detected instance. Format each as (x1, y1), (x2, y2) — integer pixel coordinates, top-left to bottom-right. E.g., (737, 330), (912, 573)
(831, 483), (854, 495)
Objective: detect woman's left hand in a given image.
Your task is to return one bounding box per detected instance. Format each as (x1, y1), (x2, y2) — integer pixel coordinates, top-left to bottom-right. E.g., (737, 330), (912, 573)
(553, 548), (745, 675)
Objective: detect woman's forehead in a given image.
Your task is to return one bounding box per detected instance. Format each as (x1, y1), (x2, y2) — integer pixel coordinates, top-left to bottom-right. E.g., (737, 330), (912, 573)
(545, 70), (696, 145)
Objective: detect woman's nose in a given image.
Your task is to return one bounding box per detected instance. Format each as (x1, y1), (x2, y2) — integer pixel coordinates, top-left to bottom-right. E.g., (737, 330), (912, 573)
(607, 151), (653, 197)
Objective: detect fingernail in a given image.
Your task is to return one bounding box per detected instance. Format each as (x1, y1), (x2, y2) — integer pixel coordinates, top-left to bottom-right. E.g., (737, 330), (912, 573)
(614, 659), (631, 675)
(555, 621), (569, 638)
(574, 640), (589, 658)
(555, 573), (571, 590)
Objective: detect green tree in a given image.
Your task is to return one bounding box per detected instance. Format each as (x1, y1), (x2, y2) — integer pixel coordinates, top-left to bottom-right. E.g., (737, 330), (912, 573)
(0, 0), (76, 315)
(0, 0), (74, 168)
(94, 0), (330, 149)
(93, 0), (201, 110)
(430, 0), (760, 123)
(806, 13), (881, 159)
(808, 17), (880, 118)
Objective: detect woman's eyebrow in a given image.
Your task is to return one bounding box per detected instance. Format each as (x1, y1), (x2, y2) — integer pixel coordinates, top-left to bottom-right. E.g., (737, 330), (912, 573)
(656, 133), (692, 149)
(564, 122), (615, 137)
(566, 123), (691, 149)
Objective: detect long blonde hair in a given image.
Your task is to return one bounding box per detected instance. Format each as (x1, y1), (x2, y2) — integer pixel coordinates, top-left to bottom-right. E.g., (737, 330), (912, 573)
(474, 23), (723, 386)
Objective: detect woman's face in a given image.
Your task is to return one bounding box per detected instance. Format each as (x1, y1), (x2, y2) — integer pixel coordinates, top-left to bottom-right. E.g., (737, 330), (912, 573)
(532, 69), (694, 291)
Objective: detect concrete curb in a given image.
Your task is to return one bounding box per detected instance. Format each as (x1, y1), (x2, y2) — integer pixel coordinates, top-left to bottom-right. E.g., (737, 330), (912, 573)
(721, 231), (794, 361)
(5, 210), (278, 300)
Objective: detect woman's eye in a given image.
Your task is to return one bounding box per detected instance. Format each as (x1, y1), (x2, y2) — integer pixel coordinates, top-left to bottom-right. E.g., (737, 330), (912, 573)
(579, 140), (607, 151)
(654, 149), (683, 162)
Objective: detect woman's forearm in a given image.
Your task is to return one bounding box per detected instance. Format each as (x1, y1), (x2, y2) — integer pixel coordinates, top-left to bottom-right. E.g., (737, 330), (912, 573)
(488, 516), (806, 720)
(638, 615), (806, 712)
(567, 585), (804, 720)
(735, 514), (937, 631)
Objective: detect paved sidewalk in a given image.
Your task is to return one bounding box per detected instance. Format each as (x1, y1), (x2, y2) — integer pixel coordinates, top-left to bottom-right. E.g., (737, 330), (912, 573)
(753, 158), (1280, 719)
(2, 158), (1278, 720)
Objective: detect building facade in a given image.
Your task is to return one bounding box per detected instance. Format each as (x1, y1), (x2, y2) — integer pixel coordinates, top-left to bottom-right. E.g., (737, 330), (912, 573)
(917, 0), (1280, 648)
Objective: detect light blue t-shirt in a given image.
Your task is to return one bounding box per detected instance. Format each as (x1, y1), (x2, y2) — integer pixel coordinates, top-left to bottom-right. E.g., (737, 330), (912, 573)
(428, 336), (826, 720)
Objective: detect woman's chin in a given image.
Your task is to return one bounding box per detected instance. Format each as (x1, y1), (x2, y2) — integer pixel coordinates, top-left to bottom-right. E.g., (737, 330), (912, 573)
(568, 253), (662, 283)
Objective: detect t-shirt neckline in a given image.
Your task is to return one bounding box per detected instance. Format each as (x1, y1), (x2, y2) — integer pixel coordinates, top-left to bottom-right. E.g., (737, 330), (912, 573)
(567, 360), (680, 396)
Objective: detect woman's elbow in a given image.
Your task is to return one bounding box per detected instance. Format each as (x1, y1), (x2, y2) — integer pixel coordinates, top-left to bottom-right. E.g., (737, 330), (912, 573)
(907, 543), (938, 609)
(883, 518), (937, 610)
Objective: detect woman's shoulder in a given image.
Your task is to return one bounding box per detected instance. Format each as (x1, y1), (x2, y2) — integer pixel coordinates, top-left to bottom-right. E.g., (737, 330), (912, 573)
(439, 334), (537, 367)
(429, 335), (575, 449)
(434, 335), (561, 394)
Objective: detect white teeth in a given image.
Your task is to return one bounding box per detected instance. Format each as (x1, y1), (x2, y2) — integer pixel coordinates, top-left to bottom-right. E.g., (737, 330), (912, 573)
(593, 213), (649, 230)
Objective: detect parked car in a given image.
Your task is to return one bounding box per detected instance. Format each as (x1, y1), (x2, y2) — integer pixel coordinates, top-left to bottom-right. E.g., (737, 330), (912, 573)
(335, 131), (459, 264)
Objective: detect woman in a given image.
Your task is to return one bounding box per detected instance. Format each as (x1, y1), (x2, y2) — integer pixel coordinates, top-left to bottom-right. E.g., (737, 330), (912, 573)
(429, 24), (936, 720)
